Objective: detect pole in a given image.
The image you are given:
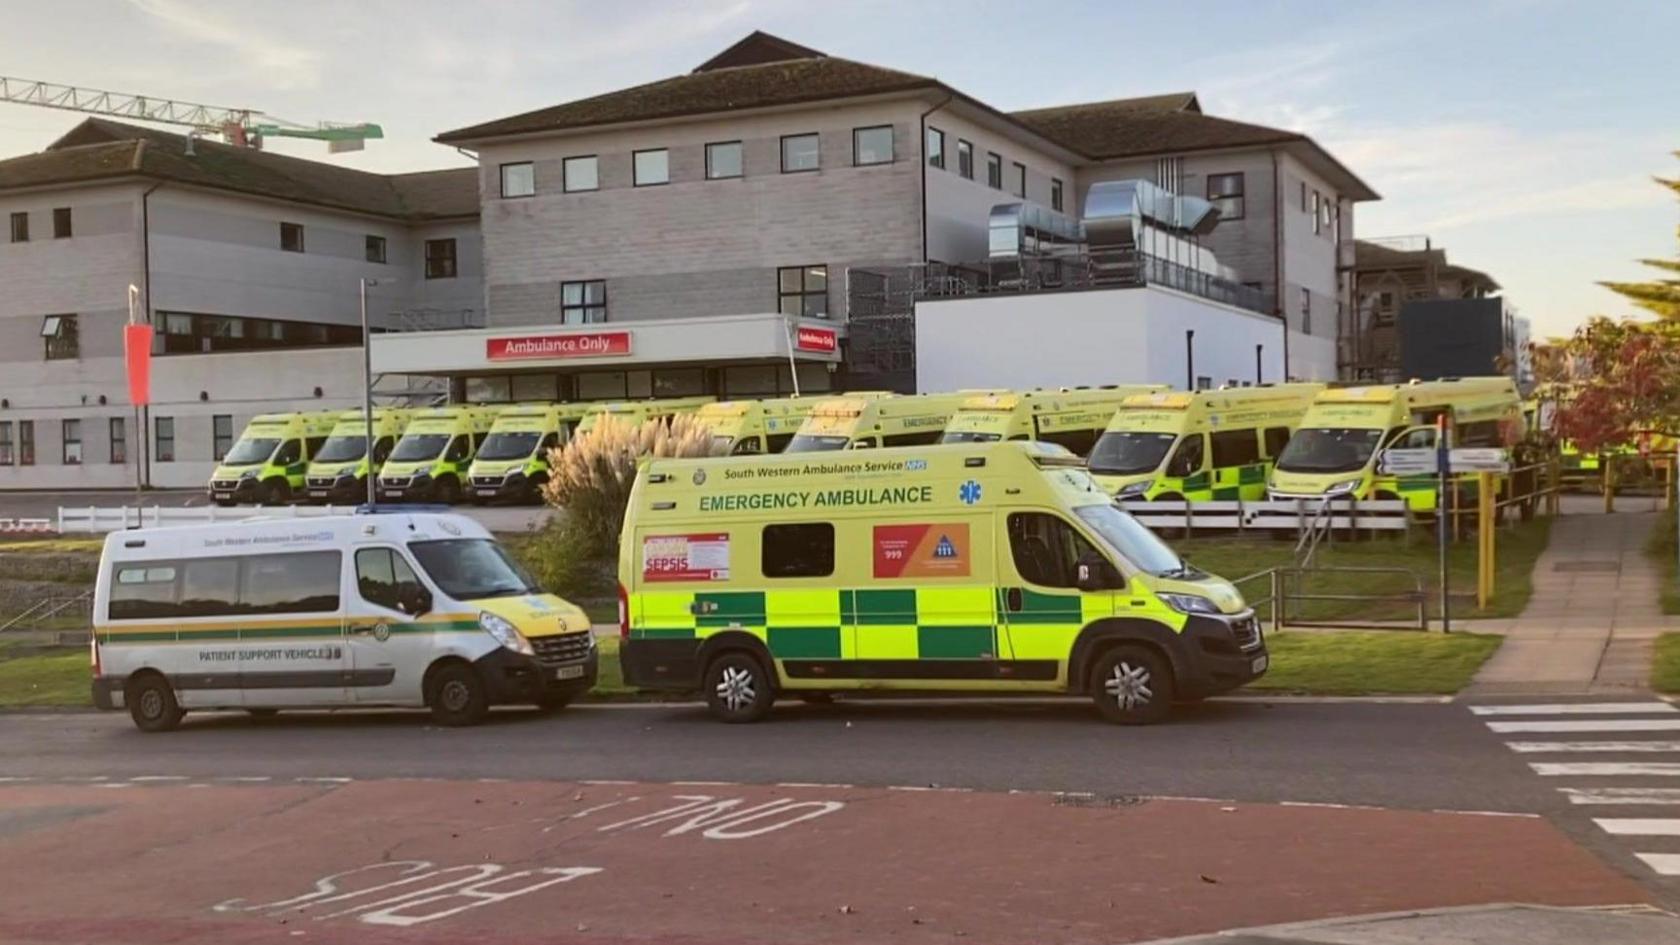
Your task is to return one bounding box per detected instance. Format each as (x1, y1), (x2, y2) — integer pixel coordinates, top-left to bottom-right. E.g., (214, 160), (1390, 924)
(782, 320), (802, 398)
(360, 278), (376, 508)
(1437, 415), (1451, 633)
(1477, 471), (1494, 610)
(1185, 330), (1195, 390)
(1603, 453), (1615, 514)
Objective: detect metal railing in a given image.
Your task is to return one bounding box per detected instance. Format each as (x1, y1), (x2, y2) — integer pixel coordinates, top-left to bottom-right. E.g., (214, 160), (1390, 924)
(1235, 565), (1428, 633)
(1118, 497), (1410, 538)
(0, 591), (91, 633)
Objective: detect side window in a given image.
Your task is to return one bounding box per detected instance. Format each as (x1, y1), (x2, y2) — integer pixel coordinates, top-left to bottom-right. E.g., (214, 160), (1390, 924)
(177, 558), (241, 617)
(356, 547), (425, 614)
(882, 430), (942, 447)
(243, 551), (342, 614)
(731, 436), (764, 455)
(373, 436), (395, 463)
(538, 432), (560, 455)
(306, 436), (327, 458)
(761, 523), (834, 578)
(1394, 427), (1436, 450)
(1007, 512), (1101, 589)
(1458, 420), (1501, 447)
(1210, 430), (1260, 468)
(445, 436), (470, 462)
(109, 563), (179, 619)
(848, 437), (879, 450)
(1165, 434), (1205, 478)
(1263, 426), (1292, 458)
(273, 439), (302, 466)
(765, 432), (795, 453)
(1038, 425), (1098, 457)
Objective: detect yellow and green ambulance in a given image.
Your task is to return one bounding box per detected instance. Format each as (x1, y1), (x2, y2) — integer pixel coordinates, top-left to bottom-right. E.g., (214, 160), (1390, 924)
(1268, 377), (1524, 512)
(304, 408), (414, 505)
(783, 392), (970, 452)
(695, 398), (822, 455)
(1089, 384), (1324, 501)
(207, 411), (340, 507)
(575, 396), (716, 435)
(376, 405), (502, 504)
(466, 403), (592, 504)
(939, 386), (1163, 456)
(618, 441), (1266, 724)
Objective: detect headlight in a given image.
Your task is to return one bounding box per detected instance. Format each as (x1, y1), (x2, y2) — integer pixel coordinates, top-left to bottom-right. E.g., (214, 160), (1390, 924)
(1159, 592), (1221, 615)
(341, 466), (359, 477)
(239, 468), (260, 480)
(1118, 479), (1153, 497)
(479, 611), (533, 655)
(1327, 478), (1363, 495)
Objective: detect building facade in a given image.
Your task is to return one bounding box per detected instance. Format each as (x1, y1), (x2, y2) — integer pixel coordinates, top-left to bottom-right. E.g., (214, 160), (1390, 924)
(1349, 237), (1504, 382)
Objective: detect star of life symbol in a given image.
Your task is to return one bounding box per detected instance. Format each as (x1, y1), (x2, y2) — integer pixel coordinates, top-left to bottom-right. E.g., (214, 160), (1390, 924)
(959, 480), (982, 505)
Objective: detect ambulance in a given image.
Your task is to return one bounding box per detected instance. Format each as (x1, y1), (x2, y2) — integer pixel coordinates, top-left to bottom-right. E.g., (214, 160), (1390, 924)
(941, 387), (1164, 456)
(466, 403), (592, 504)
(376, 405), (502, 504)
(304, 408), (413, 505)
(1268, 377), (1524, 512)
(91, 510), (599, 731)
(575, 396), (716, 435)
(1089, 384), (1324, 501)
(695, 397), (823, 455)
(784, 392), (972, 452)
(617, 441), (1267, 724)
(207, 411), (340, 507)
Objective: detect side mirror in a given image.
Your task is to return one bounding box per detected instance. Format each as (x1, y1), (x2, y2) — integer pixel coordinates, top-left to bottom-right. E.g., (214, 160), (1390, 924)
(1075, 553), (1124, 592)
(400, 585), (433, 616)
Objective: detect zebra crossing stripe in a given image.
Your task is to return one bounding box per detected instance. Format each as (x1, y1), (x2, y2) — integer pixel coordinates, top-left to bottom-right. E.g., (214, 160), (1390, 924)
(1530, 762), (1680, 777)
(1594, 819), (1680, 836)
(1636, 853), (1680, 876)
(1506, 741), (1680, 753)
(1561, 788), (1680, 805)
(1486, 719), (1680, 734)
(1471, 702), (1678, 717)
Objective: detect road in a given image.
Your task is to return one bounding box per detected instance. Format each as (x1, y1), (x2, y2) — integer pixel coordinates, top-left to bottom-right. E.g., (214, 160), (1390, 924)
(0, 697), (1674, 944)
(0, 489), (551, 533)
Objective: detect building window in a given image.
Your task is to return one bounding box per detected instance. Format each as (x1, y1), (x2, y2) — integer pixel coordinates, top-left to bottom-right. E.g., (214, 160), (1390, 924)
(706, 141), (743, 179)
(424, 238), (457, 279)
(852, 126), (893, 166)
(365, 234), (387, 264)
(1050, 178), (1064, 212)
(781, 133), (819, 173)
(1207, 172), (1245, 220)
(212, 415), (234, 462)
(1300, 180), (1307, 212)
(777, 265), (828, 318)
(0, 422), (10, 466)
(1311, 192), (1321, 234)
(1011, 162), (1026, 198)
(154, 417), (174, 463)
(1301, 288), (1312, 334)
(157, 311), (361, 354)
(280, 222), (305, 253)
(561, 280), (607, 325)
(563, 155), (599, 192)
(986, 152), (1003, 189)
(110, 417), (126, 465)
(18, 420), (34, 466)
(41, 314), (78, 360)
(633, 148), (670, 187)
(500, 161), (535, 198)
(957, 139), (973, 180)
(1322, 197), (1334, 235)
(53, 207), (72, 239)
(926, 127), (945, 169)
(61, 419), (82, 465)
(9, 211), (27, 242)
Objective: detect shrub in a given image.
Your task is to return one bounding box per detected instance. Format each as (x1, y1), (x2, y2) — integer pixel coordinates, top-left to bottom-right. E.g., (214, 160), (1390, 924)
(540, 413), (713, 555)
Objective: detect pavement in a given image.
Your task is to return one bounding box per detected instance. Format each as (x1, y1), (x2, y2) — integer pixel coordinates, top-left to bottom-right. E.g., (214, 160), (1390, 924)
(1143, 903), (1679, 944)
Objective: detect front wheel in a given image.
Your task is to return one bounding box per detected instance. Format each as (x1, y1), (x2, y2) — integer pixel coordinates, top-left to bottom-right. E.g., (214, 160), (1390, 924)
(260, 479), (290, 506)
(1090, 645), (1174, 725)
(435, 476), (462, 505)
(534, 692), (575, 713)
(429, 663), (489, 726)
(703, 651), (775, 723)
(127, 674), (184, 733)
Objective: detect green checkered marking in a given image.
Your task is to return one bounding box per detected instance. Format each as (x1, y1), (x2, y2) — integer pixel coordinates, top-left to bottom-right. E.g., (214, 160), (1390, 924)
(1182, 471), (1210, 491)
(916, 625), (994, 659)
(849, 588), (918, 625)
(1001, 588), (1082, 625)
(695, 591), (766, 627)
(1239, 463), (1267, 485)
(1212, 487), (1240, 500)
(767, 626), (842, 659)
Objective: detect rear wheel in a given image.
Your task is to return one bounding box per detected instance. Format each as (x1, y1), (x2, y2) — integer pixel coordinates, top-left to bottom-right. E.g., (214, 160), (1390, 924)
(127, 673), (184, 733)
(703, 651), (775, 723)
(1089, 645), (1174, 725)
(260, 478), (290, 506)
(436, 476), (462, 505)
(428, 663), (488, 726)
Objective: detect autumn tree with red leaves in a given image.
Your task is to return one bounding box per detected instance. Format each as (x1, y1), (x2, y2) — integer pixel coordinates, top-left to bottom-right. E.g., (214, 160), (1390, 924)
(1553, 316), (1680, 453)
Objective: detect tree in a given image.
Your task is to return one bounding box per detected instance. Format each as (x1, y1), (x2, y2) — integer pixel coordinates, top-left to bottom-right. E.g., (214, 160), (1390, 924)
(1598, 151), (1680, 319)
(1554, 316), (1680, 452)
(539, 413), (714, 554)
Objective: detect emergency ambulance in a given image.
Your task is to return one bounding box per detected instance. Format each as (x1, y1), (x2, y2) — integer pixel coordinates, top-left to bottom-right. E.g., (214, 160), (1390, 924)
(376, 405), (502, 504)
(1089, 384), (1324, 501)
(466, 403), (592, 504)
(304, 408), (413, 505)
(575, 396), (716, 435)
(618, 441), (1267, 724)
(695, 397), (824, 455)
(1268, 377), (1524, 512)
(208, 411), (340, 506)
(784, 392), (974, 452)
(91, 510), (599, 731)
(942, 387), (1163, 456)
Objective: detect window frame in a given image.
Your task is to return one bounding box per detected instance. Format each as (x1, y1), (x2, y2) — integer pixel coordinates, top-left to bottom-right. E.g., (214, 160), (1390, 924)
(705, 140), (743, 180)
(1050, 177), (1064, 212)
(852, 125), (894, 167)
(0, 421), (11, 466)
(279, 221), (305, 253)
(41, 313), (78, 360)
(154, 417), (174, 463)
(561, 279), (608, 325)
(424, 238), (458, 280)
(780, 133), (820, 173)
(61, 419), (82, 465)
(1210, 429), (1260, 469)
(212, 414), (234, 462)
(499, 161), (535, 198)
(1206, 172), (1245, 221)
(562, 155), (600, 193)
(986, 152), (1003, 190)
(956, 139), (974, 180)
(9, 211), (27, 243)
(1311, 191), (1321, 234)
(17, 420), (34, 466)
(355, 546), (427, 614)
(1011, 161), (1027, 198)
(365, 234), (387, 264)
(760, 522), (835, 579)
(52, 207), (72, 239)
(926, 126), (945, 170)
(632, 148), (670, 187)
(777, 265), (829, 319)
(110, 417), (127, 465)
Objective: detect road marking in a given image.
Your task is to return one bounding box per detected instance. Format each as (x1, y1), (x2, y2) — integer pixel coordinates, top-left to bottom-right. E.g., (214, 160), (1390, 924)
(1471, 702), (1678, 716)
(1561, 788), (1680, 805)
(1506, 740), (1680, 753)
(1431, 809), (1541, 818)
(1594, 819), (1680, 836)
(216, 776), (272, 783)
(1637, 854), (1680, 875)
(130, 775), (187, 782)
(294, 776), (353, 784)
(1531, 762), (1680, 777)
(776, 782), (854, 789)
(1486, 719), (1680, 733)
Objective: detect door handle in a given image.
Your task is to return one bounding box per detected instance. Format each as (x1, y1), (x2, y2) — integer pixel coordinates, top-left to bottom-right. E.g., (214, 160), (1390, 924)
(1005, 587), (1023, 612)
(349, 625), (377, 636)
(688, 601), (718, 615)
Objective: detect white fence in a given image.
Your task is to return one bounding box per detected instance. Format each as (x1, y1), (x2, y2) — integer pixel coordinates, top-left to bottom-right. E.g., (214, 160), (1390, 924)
(1118, 498), (1410, 535)
(57, 504), (362, 534)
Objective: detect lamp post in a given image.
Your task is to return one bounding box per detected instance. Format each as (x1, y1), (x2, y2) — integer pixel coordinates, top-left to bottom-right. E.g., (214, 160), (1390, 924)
(360, 278), (378, 508)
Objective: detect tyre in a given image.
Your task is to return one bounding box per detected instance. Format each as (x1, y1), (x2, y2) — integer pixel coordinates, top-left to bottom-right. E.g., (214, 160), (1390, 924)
(534, 692), (575, 713)
(436, 476), (462, 505)
(126, 673), (184, 733)
(1089, 645), (1174, 725)
(260, 479), (290, 506)
(703, 651), (775, 723)
(428, 663), (489, 726)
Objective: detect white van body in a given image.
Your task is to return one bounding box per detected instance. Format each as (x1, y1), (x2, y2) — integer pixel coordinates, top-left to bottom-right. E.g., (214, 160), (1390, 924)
(92, 511), (597, 730)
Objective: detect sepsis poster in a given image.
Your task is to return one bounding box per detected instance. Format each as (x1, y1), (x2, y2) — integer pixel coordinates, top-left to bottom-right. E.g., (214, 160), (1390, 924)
(873, 523), (971, 579)
(642, 533), (730, 582)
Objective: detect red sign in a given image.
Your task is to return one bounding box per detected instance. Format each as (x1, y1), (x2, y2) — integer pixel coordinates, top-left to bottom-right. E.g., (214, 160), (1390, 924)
(642, 533), (730, 582)
(486, 331), (631, 362)
(873, 523), (971, 579)
(794, 326), (837, 354)
(123, 324), (152, 406)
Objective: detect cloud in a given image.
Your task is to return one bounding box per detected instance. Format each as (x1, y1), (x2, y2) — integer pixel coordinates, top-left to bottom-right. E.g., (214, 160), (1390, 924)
(124, 0), (324, 89)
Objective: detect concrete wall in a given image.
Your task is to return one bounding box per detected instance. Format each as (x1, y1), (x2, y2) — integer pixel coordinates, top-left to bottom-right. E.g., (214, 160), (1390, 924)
(914, 285), (1287, 393)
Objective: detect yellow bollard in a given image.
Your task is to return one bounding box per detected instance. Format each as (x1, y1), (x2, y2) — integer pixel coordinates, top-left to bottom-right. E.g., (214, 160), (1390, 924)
(1548, 455), (1561, 516)
(1603, 455), (1615, 514)
(1477, 472), (1495, 609)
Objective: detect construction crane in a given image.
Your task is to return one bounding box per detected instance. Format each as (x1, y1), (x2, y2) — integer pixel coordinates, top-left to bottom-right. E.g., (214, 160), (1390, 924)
(0, 75), (383, 152)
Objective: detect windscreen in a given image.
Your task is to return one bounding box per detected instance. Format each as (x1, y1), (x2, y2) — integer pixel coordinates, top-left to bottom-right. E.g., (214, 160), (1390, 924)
(710, 435), (737, 456)
(390, 434), (450, 463)
(1275, 428), (1384, 474)
(313, 435), (366, 463)
(1073, 503), (1190, 578)
(783, 434), (851, 453)
(222, 437), (280, 466)
(940, 431), (1002, 444)
(409, 539), (540, 601)
(1087, 432), (1175, 476)
(476, 432), (541, 461)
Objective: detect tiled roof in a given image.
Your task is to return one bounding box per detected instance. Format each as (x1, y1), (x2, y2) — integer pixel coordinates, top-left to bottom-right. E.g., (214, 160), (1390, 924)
(1009, 99), (1296, 159)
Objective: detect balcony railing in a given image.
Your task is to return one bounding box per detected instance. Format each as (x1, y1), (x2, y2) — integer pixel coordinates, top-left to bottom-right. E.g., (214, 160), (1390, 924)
(899, 250), (1273, 315)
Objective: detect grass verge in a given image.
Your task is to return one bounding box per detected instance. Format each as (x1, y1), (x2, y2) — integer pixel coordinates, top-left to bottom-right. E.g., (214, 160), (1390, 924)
(1646, 514), (1680, 616)
(0, 538), (104, 554)
(1247, 630), (1503, 695)
(1653, 634), (1680, 694)
(0, 648), (87, 707)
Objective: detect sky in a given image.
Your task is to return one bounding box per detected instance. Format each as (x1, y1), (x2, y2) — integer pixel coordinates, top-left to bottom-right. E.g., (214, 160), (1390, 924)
(1, 0), (1675, 340)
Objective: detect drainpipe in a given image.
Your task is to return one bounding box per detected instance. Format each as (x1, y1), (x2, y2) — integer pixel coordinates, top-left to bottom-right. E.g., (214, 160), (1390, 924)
(1185, 330), (1195, 390)
(917, 94), (953, 264)
(139, 181), (163, 489)
(1270, 152), (1290, 378)
(1256, 344), (1264, 385)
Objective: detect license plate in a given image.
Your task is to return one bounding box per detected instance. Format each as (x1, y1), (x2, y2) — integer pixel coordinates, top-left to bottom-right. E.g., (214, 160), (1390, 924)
(1251, 654), (1269, 673)
(477, 488), (497, 497)
(309, 490), (328, 498)
(385, 490), (403, 498)
(555, 665), (584, 680)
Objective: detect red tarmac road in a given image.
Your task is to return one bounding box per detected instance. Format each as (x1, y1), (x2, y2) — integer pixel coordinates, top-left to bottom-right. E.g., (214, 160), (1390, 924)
(0, 778), (1649, 945)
